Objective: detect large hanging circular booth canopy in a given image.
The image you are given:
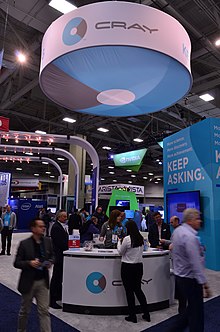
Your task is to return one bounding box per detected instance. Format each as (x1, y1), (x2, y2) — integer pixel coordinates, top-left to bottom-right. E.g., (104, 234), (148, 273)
(39, 1), (192, 117)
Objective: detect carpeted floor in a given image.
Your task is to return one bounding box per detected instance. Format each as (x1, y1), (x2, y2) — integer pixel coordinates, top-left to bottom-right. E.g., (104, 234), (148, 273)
(142, 295), (220, 332)
(0, 283), (79, 332)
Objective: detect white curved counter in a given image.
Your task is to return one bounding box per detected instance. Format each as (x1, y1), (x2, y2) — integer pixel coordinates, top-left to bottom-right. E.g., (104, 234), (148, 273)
(62, 248), (170, 315)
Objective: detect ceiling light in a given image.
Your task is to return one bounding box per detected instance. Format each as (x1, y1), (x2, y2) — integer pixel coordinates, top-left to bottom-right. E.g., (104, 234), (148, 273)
(63, 117), (76, 123)
(109, 171), (115, 174)
(16, 167), (22, 171)
(133, 138), (143, 143)
(128, 181), (132, 184)
(199, 93), (214, 102)
(131, 174), (136, 177)
(57, 157), (65, 161)
(157, 178), (161, 181)
(16, 51), (26, 63)
(108, 166), (114, 169)
(156, 159), (160, 162)
(158, 161), (163, 165)
(155, 181), (159, 184)
(25, 152), (33, 156)
(34, 173), (39, 176)
(90, 163), (93, 166)
(42, 161), (48, 165)
(102, 146), (111, 150)
(50, 175), (55, 178)
(35, 130), (47, 135)
(143, 176), (148, 180)
(113, 179), (117, 182)
(148, 172), (154, 176)
(101, 178), (105, 181)
(49, 0), (76, 14)
(46, 171), (51, 174)
(126, 169), (132, 172)
(97, 127), (109, 133)
(215, 39), (220, 46)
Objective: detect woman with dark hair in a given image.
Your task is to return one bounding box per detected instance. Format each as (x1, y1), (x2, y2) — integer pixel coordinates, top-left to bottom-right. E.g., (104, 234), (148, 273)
(92, 206), (104, 230)
(117, 220), (150, 323)
(100, 209), (123, 248)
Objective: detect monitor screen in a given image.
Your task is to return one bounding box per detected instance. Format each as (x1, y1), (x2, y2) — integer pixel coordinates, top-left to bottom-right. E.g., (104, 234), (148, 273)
(125, 210), (134, 219)
(116, 200), (130, 208)
(166, 190), (201, 224)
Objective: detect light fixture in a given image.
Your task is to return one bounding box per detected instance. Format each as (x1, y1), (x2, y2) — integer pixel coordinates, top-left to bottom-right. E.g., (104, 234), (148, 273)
(215, 39), (220, 46)
(155, 181), (159, 184)
(102, 146), (111, 150)
(113, 179), (117, 182)
(199, 93), (214, 102)
(46, 171), (51, 174)
(49, 0), (77, 14)
(50, 175), (55, 178)
(16, 168), (22, 171)
(148, 172), (154, 176)
(34, 173), (39, 176)
(157, 178), (161, 181)
(42, 161), (49, 165)
(131, 174), (136, 177)
(128, 181), (132, 184)
(57, 157), (65, 161)
(25, 152), (33, 156)
(63, 117), (76, 123)
(158, 161), (163, 165)
(126, 169), (132, 172)
(156, 159), (160, 162)
(97, 127), (109, 133)
(143, 176), (148, 180)
(16, 51), (26, 63)
(35, 130), (47, 135)
(133, 138), (143, 143)
(90, 163), (93, 166)
(109, 171), (115, 174)
(101, 178), (105, 181)
(108, 166), (114, 169)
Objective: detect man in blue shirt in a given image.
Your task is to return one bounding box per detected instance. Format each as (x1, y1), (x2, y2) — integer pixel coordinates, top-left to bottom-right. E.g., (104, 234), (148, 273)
(0, 205), (17, 255)
(170, 208), (210, 332)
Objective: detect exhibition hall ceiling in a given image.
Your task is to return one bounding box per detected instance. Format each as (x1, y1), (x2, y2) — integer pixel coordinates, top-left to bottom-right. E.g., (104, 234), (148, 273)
(0, 0), (220, 187)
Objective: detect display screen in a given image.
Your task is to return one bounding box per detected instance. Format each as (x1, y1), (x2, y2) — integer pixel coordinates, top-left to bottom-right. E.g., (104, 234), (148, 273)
(125, 210), (134, 219)
(166, 190), (201, 223)
(116, 200), (130, 208)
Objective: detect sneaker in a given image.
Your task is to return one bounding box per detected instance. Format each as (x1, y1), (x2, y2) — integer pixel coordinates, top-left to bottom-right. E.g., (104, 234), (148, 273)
(125, 315), (137, 323)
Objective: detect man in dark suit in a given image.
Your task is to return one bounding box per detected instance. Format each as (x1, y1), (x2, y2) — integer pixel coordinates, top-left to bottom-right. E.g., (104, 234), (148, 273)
(50, 209), (69, 309)
(148, 212), (171, 249)
(14, 219), (54, 332)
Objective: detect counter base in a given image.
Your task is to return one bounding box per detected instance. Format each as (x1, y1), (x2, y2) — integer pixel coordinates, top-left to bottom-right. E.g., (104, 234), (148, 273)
(63, 300), (169, 315)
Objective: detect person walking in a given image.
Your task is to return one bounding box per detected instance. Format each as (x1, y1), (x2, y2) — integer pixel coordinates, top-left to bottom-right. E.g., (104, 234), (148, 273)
(14, 219), (54, 332)
(117, 220), (150, 323)
(0, 204), (17, 255)
(50, 209), (69, 309)
(170, 208), (211, 332)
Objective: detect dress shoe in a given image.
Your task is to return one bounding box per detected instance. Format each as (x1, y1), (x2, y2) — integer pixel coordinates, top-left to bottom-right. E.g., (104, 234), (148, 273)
(7, 253), (11, 256)
(142, 313), (151, 322)
(50, 302), (62, 309)
(125, 315), (137, 323)
(0, 252), (5, 255)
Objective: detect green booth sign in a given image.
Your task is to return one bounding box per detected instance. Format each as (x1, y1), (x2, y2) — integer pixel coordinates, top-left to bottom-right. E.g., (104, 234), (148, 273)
(113, 148), (147, 172)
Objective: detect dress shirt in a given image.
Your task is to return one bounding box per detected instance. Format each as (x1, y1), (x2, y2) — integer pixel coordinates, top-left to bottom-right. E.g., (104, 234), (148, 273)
(117, 235), (143, 264)
(158, 224), (162, 240)
(172, 223), (207, 284)
(57, 220), (69, 233)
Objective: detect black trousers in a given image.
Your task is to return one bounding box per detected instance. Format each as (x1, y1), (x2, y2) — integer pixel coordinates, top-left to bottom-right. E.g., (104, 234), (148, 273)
(169, 276), (204, 332)
(1, 227), (13, 254)
(121, 262), (149, 317)
(50, 262), (63, 303)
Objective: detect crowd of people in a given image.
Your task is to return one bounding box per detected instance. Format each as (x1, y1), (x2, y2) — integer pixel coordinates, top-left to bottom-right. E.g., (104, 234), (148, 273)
(0, 203), (210, 331)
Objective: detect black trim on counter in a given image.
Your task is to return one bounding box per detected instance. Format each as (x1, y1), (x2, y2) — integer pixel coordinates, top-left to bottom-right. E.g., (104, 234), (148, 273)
(63, 300), (169, 315)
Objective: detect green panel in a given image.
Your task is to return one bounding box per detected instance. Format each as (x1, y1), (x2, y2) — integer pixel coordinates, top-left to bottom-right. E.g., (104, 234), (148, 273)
(106, 189), (139, 217)
(113, 148), (147, 168)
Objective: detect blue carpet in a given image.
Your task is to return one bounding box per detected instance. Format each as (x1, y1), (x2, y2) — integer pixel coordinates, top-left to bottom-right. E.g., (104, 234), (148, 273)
(141, 296), (220, 332)
(0, 283), (79, 332)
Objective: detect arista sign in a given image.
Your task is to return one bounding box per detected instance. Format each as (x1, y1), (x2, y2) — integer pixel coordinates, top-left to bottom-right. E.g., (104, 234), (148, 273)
(98, 184), (144, 196)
